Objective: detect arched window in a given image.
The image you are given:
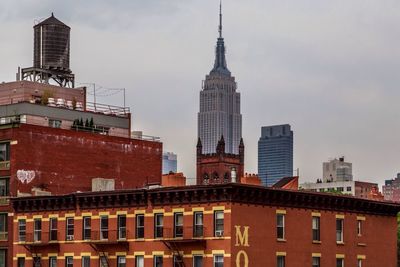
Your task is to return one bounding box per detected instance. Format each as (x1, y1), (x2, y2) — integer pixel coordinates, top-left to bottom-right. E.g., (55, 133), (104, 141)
(213, 172), (219, 181)
(224, 172), (230, 182)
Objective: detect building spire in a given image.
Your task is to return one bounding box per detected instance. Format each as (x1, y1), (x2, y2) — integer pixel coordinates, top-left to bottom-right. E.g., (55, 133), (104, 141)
(219, 0), (222, 38)
(210, 1), (231, 77)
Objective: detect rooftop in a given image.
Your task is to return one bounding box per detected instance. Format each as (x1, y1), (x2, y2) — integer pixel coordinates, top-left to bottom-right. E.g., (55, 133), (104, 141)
(12, 183), (400, 216)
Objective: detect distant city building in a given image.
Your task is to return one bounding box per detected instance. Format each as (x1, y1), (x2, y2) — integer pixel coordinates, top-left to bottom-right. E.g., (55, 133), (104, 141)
(197, 3), (242, 155)
(323, 156), (352, 182)
(383, 173), (400, 202)
(300, 180), (380, 199)
(258, 124), (293, 186)
(196, 136), (244, 185)
(162, 152), (177, 174)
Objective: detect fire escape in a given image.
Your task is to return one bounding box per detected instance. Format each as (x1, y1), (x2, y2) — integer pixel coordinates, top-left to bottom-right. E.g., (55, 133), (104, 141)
(21, 232), (60, 266)
(86, 230), (129, 267)
(161, 226), (206, 267)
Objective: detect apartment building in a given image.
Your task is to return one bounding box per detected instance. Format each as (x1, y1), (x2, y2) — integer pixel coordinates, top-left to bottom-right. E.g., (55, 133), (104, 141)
(10, 183), (399, 267)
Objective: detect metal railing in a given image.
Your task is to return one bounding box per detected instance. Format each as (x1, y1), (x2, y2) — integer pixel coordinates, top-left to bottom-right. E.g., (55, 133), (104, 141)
(71, 125), (110, 135)
(23, 232), (58, 244)
(131, 134), (161, 142)
(161, 226), (205, 239)
(86, 230), (129, 243)
(86, 102), (130, 118)
(0, 115), (21, 126)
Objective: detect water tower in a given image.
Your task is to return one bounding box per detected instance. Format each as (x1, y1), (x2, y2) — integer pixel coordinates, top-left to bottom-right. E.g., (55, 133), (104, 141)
(19, 13), (75, 88)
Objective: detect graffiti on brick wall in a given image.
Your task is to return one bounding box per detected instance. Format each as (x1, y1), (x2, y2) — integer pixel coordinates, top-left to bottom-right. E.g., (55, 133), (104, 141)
(17, 170), (36, 184)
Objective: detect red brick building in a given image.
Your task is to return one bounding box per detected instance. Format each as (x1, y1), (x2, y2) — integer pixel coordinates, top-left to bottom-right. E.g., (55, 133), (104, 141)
(10, 183), (400, 267)
(196, 136), (244, 185)
(0, 81), (162, 266)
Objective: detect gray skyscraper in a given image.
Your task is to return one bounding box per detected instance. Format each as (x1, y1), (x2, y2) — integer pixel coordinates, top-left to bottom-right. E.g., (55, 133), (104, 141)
(258, 124), (294, 186)
(197, 3), (242, 154)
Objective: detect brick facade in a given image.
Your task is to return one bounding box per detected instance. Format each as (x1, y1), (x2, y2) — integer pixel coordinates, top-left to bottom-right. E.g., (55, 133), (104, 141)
(196, 137), (244, 185)
(10, 184), (400, 267)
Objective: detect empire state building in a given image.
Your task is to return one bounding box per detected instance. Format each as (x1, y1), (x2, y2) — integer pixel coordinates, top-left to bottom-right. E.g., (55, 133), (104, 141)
(197, 3), (242, 155)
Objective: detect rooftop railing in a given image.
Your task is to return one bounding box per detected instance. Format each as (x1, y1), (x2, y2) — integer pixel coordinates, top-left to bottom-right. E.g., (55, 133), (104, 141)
(86, 102), (130, 118)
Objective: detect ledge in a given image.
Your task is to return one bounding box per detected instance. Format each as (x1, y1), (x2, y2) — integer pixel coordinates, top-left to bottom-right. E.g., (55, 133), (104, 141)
(312, 240), (322, 244)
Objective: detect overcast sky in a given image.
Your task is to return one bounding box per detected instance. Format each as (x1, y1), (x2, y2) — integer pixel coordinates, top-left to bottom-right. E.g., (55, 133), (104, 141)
(1, 0), (400, 186)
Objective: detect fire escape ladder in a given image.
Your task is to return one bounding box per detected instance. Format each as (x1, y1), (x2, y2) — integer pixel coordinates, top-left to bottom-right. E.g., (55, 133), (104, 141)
(162, 240), (185, 267)
(33, 256), (42, 267)
(89, 243), (111, 267)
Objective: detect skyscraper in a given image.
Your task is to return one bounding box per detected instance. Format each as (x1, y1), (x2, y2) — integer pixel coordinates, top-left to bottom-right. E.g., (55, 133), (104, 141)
(258, 124), (293, 186)
(162, 152), (178, 174)
(197, 3), (242, 155)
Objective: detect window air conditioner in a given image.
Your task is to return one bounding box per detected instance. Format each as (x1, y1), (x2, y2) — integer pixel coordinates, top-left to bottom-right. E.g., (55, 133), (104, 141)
(215, 230), (224, 237)
(66, 235), (74, 241)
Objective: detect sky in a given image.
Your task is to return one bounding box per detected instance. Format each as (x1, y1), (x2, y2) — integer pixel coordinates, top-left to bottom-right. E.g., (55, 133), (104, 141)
(1, 0), (400, 186)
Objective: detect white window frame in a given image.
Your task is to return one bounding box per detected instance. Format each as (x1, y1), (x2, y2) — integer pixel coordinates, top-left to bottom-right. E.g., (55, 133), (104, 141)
(336, 219), (344, 242)
(33, 218), (41, 242)
(214, 211), (224, 237)
(66, 217), (74, 241)
(193, 255), (203, 267)
(213, 255), (224, 267)
(277, 214), (285, 240)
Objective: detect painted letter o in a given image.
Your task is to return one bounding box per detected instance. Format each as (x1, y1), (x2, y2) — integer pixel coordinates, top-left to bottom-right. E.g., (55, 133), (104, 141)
(236, 250), (249, 267)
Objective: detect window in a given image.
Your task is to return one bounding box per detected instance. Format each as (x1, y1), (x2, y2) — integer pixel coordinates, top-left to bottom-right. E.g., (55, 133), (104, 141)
(49, 217), (58, 241)
(17, 257), (25, 267)
(346, 186), (352, 192)
(66, 217), (74, 241)
(0, 178), (9, 196)
(154, 255), (163, 267)
(312, 257), (320, 267)
(154, 213), (163, 238)
(336, 219), (343, 242)
(193, 212), (204, 237)
(100, 256), (108, 267)
(49, 119), (62, 128)
(312, 217), (320, 241)
(65, 256), (73, 267)
(83, 217), (91, 240)
(34, 218), (42, 242)
(117, 256), (126, 267)
(33, 257), (41, 267)
(0, 250), (5, 267)
(136, 256), (144, 267)
(0, 213), (7, 240)
(100, 216), (108, 240)
(49, 256), (57, 267)
(214, 255), (224, 267)
(277, 214), (285, 240)
(193, 255), (203, 267)
(174, 213), (183, 238)
(136, 214), (144, 239)
(336, 258), (344, 267)
(18, 219), (26, 242)
(214, 211), (224, 237)
(118, 215), (126, 240)
(277, 256), (285, 267)
(357, 220), (362, 236)
(82, 256), (90, 267)
(0, 143), (10, 163)
(173, 255), (183, 267)
(358, 259), (362, 267)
